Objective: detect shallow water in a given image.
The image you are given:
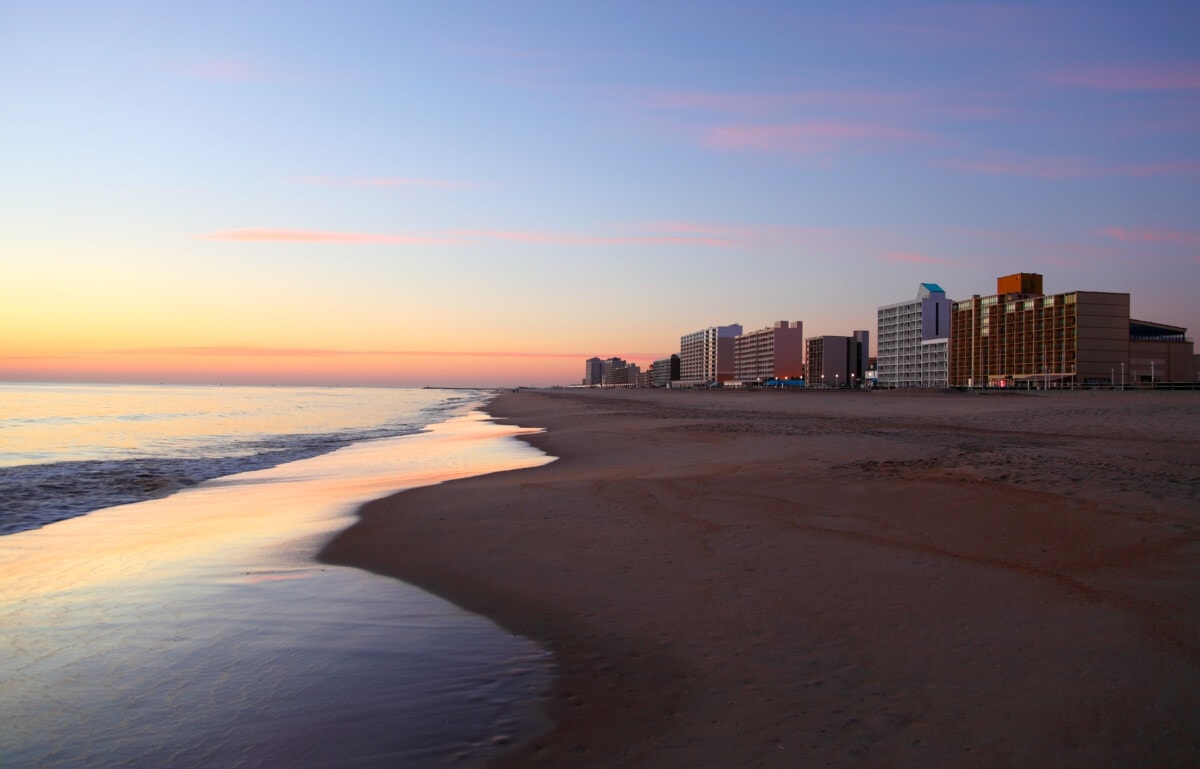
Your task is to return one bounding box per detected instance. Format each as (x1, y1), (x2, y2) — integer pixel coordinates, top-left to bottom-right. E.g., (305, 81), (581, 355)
(0, 412), (556, 768)
(0, 383), (479, 534)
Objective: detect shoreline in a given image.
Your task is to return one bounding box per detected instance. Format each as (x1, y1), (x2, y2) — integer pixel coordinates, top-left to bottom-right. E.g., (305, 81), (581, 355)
(319, 387), (1200, 768)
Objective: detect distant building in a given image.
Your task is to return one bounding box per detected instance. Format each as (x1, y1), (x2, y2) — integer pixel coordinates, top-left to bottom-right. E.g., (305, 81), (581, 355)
(734, 321), (805, 383)
(679, 324), (743, 386)
(949, 273), (1196, 387)
(877, 283), (952, 388)
(806, 332), (869, 388)
(1129, 320), (1195, 384)
(649, 355), (681, 388)
(601, 357), (632, 386)
(583, 357), (603, 386)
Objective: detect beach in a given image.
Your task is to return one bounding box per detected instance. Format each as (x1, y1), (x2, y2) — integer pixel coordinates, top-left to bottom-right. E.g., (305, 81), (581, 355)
(320, 387), (1200, 768)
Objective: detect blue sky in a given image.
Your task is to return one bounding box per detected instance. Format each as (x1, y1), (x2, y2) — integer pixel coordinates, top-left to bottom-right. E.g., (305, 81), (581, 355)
(2, 1), (1197, 385)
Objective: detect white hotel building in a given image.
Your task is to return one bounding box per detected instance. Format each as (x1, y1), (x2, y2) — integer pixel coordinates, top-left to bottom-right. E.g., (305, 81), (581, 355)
(679, 324), (742, 386)
(876, 283), (952, 388)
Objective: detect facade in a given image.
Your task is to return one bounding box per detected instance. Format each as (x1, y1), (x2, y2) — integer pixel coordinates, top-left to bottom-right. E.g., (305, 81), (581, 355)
(733, 321), (805, 382)
(649, 354), (681, 388)
(806, 332), (869, 387)
(877, 283), (952, 388)
(583, 357), (603, 386)
(600, 357), (636, 386)
(948, 273), (1195, 387)
(679, 324), (743, 386)
(1129, 320), (1196, 384)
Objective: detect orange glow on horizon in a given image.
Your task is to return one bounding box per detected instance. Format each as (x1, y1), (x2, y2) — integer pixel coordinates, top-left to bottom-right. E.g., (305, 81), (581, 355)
(0, 347), (670, 387)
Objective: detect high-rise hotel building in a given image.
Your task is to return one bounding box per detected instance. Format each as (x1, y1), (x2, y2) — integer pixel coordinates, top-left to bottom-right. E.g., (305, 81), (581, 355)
(679, 324), (742, 386)
(877, 283), (952, 388)
(733, 321), (805, 382)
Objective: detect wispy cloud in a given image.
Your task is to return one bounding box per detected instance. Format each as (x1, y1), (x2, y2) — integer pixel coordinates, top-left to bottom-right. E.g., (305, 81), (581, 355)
(863, 5), (1056, 50)
(165, 56), (280, 82)
(1100, 227), (1200, 247)
(1045, 65), (1200, 91)
(703, 121), (927, 155)
(200, 225), (741, 248)
(450, 228), (739, 248)
(287, 176), (471, 189)
(626, 88), (916, 116)
(200, 229), (463, 245)
(879, 251), (945, 265)
(109, 346), (642, 360)
(937, 152), (1200, 179)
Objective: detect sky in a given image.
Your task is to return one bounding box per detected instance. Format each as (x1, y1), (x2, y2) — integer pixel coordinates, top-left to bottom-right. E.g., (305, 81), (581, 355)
(2, 1), (1198, 387)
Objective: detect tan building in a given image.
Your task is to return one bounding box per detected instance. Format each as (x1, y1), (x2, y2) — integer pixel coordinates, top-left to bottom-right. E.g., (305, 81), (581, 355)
(734, 321), (805, 382)
(949, 273), (1195, 387)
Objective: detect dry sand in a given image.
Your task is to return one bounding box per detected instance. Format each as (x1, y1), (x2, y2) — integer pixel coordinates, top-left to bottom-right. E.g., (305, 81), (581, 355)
(320, 388), (1200, 768)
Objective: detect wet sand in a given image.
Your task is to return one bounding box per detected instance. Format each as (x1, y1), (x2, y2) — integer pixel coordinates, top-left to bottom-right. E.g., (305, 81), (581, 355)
(320, 388), (1200, 768)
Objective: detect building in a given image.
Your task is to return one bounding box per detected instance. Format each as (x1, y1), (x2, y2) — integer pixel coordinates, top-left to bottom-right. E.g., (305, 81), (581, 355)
(806, 331), (869, 388)
(600, 357), (635, 386)
(679, 324), (743, 386)
(733, 321), (805, 383)
(948, 273), (1196, 387)
(877, 283), (952, 388)
(1129, 320), (1196, 384)
(583, 357), (603, 386)
(648, 355), (681, 388)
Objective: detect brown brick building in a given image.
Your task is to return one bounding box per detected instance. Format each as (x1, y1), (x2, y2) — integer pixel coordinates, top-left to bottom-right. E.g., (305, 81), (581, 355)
(949, 273), (1194, 387)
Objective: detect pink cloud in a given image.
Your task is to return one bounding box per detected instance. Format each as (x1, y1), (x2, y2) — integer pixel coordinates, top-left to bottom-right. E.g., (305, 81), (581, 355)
(937, 153), (1200, 179)
(627, 88), (915, 116)
(110, 346), (656, 361)
(167, 57), (278, 82)
(201, 225), (742, 249)
(880, 251), (945, 265)
(454, 228), (739, 248)
(199, 222), (889, 257)
(1114, 160), (1200, 177)
(703, 121), (927, 154)
(287, 176), (470, 189)
(864, 5), (1054, 49)
(200, 229), (462, 245)
(1046, 65), (1200, 91)
(1100, 227), (1200, 247)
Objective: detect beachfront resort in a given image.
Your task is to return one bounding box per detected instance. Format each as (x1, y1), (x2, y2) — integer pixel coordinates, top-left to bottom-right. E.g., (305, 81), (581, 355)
(584, 272), (1198, 390)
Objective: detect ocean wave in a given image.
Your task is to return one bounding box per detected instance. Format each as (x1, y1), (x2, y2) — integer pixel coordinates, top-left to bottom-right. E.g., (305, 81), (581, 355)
(0, 434), (385, 535)
(0, 386), (490, 536)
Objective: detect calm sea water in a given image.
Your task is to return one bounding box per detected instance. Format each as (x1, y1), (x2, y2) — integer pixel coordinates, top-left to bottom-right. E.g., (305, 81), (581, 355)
(0, 383), (555, 768)
(0, 383), (484, 535)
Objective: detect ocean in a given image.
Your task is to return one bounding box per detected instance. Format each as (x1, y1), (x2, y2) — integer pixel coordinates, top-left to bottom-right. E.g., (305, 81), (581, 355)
(0, 383), (555, 768)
